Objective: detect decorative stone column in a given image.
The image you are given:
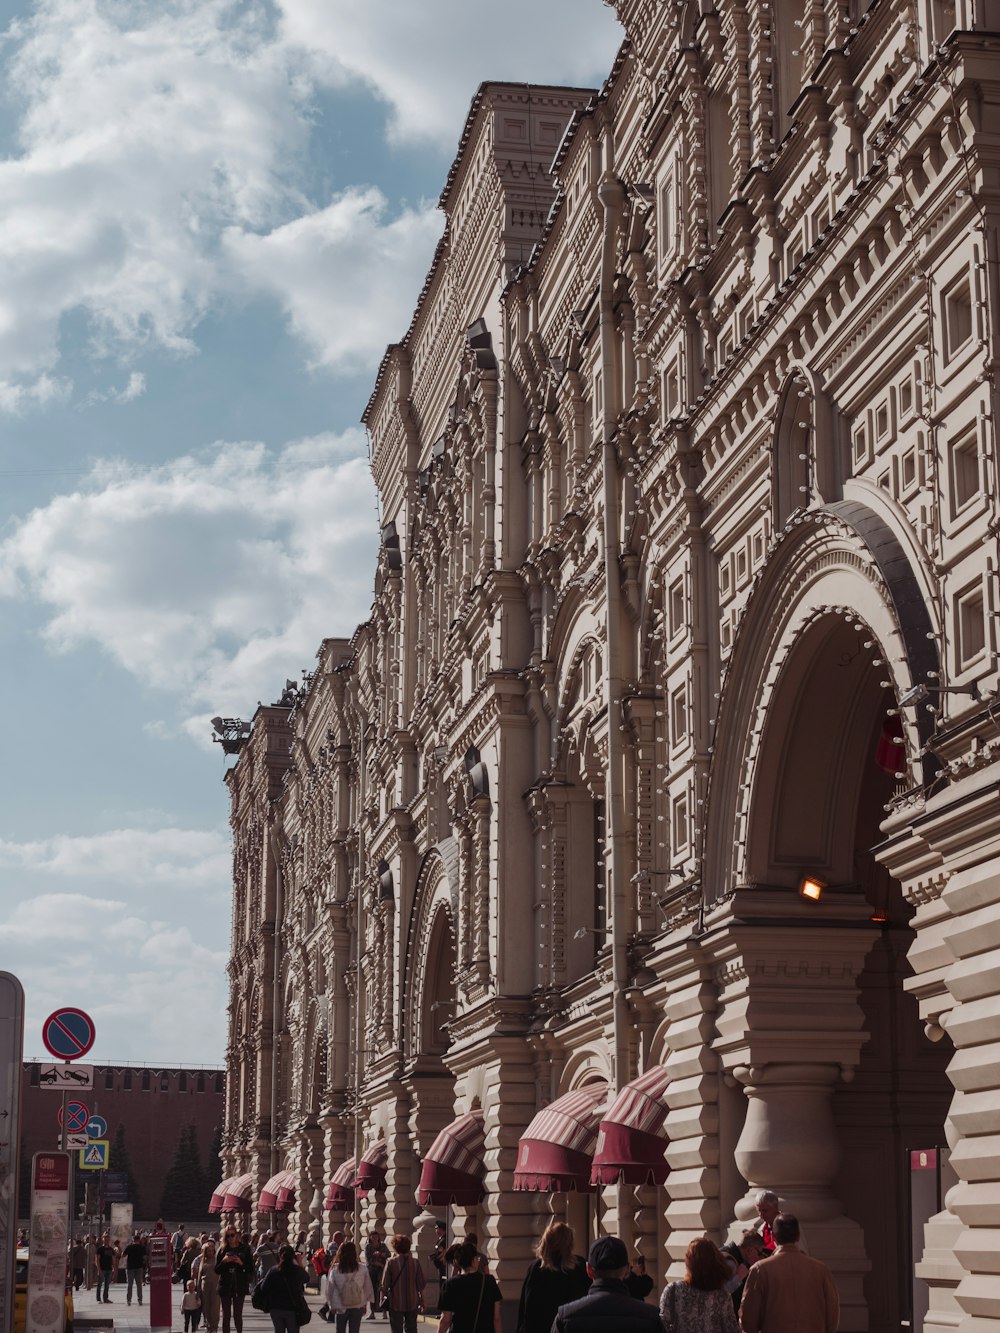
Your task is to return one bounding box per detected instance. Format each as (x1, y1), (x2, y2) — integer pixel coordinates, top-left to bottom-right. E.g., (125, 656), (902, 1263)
(708, 890), (877, 1331)
(730, 1060), (868, 1322)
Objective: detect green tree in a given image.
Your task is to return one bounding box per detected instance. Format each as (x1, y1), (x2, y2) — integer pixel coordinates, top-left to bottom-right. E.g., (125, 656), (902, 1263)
(203, 1122), (223, 1201)
(159, 1123), (205, 1222)
(108, 1122), (140, 1211)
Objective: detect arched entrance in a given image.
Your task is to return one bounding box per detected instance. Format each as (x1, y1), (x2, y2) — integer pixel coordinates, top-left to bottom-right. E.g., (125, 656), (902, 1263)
(402, 845), (460, 1249)
(704, 509), (952, 1333)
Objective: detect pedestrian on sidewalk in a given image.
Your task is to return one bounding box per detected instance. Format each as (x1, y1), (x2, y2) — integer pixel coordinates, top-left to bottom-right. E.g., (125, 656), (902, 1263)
(365, 1232), (389, 1318)
(720, 1231), (768, 1314)
(437, 1241), (501, 1333)
(429, 1222), (447, 1315)
(183, 1281), (203, 1332)
(216, 1228), (255, 1333)
(124, 1231), (148, 1306)
(71, 1239), (86, 1292)
(255, 1233), (281, 1279)
(659, 1237), (737, 1333)
(516, 1222), (589, 1333)
(95, 1234), (115, 1304)
(325, 1241), (373, 1333)
(381, 1234), (425, 1333)
(552, 1238), (661, 1333)
(738, 1215), (837, 1333)
(196, 1241), (222, 1333)
(259, 1244), (308, 1333)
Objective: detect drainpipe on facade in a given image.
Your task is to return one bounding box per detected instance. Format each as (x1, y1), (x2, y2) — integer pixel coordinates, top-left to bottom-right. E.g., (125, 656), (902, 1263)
(598, 156), (629, 1099)
(267, 824), (285, 1229)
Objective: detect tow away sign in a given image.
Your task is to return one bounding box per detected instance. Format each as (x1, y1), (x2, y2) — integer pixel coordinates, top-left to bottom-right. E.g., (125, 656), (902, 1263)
(38, 1063), (93, 1090)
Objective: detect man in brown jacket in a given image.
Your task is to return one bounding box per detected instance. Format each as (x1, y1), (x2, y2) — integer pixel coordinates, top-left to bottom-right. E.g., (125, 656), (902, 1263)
(738, 1215), (839, 1333)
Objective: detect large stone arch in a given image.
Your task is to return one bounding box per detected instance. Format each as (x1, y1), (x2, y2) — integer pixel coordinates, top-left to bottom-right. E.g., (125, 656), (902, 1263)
(704, 502), (941, 902)
(701, 501), (952, 1332)
(403, 841), (459, 1063)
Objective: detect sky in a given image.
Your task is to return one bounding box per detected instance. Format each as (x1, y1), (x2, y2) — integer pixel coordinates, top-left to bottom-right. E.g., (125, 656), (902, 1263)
(0, 0), (623, 1067)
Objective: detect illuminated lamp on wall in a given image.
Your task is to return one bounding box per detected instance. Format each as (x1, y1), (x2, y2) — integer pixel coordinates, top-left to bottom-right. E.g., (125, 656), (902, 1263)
(799, 875), (825, 902)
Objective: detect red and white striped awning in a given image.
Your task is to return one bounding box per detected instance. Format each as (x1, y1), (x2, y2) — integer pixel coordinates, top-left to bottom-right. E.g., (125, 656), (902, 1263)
(591, 1065), (671, 1186)
(513, 1084), (608, 1193)
(355, 1139), (388, 1193)
(417, 1109), (486, 1207)
(209, 1176), (234, 1214)
(325, 1156), (356, 1212)
(260, 1170), (296, 1212)
(222, 1173), (254, 1212)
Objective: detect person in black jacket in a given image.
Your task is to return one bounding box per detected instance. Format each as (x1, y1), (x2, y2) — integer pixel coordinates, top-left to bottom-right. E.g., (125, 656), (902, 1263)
(516, 1223), (590, 1333)
(551, 1237), (662, 1333)
(215, 1228), (255, 1333)
(259, 1245), (308, 1333)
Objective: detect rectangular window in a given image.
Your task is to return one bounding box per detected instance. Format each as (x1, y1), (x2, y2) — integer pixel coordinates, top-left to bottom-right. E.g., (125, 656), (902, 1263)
(852, 420), (871, 469)
(197, 1072), (206, 1093)
(662, 355), (682, 418)
(105, 1070), (114, 1090)
(943, 277), (974, 361)
(669, 578), (685, 637)
(672, 794), (689, 850)
(900, 447), (918, 495)
(671, 685), (687, 747)
(29, 1065), (39, 1087)
(124, 1070), (133, 1091)
(160, 1074), (169, 1091)
(958, 586), (986, 667)
(141, 1070), (151, 1091)
(659, 178), (674, 263)
(950, 427), (981, 515)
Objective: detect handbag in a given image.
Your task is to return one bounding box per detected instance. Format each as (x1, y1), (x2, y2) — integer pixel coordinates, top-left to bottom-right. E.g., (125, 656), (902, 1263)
(251, 1281), (269, 1312)
(286, 1272), (312, 1326)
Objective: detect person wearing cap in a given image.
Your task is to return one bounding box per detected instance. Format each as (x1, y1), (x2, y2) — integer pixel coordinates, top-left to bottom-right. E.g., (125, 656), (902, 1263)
(738, 1215), (838, 1333)
(551, 1238), (662, 1333)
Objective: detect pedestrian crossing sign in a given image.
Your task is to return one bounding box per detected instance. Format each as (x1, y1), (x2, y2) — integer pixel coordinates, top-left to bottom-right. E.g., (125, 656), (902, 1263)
(79, 1138), (108, 1170)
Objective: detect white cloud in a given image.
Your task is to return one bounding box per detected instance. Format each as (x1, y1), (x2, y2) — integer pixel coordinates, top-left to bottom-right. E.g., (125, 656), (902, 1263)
(4, 892), (230, 1064)
(0, 0), (312, 405)
(0, 0), (621, 405)
(84, 371), (147, 407)
(278, 0), (622, 144)
(225, 189), (443, 374)
(0, 431), (378, 723)
(0, 826), (230, 886)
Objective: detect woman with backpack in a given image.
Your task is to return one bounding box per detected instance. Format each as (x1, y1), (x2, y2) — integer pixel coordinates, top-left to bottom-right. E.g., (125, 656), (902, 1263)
(325, 1242), (374, 1333)
(258, 1245), (309, 1333)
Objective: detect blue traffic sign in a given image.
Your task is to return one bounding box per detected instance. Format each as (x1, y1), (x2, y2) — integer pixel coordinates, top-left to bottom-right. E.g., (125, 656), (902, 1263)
(87, 1115), (107, 1139)
(42, 1007), (96, 1060)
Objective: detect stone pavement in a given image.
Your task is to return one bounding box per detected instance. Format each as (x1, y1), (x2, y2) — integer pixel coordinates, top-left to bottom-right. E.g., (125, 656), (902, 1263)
(72, 1283), (439, 1333)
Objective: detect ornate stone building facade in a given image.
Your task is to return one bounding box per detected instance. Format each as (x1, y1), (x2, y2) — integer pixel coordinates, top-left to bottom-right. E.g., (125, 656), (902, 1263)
(220, 7), (1000, 1332)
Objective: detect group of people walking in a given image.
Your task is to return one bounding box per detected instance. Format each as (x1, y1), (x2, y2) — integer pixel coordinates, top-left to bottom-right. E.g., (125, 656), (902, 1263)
(71, 1189), (838, 1333)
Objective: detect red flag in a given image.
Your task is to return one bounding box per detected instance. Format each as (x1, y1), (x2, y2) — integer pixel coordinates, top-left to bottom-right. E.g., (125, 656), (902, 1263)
(876, 716), (905, 773)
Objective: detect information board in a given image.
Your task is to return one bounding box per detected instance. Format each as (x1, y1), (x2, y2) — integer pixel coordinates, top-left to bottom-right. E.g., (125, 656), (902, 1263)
(26, 1153), (69, 1333)
(147, 1232), (172, 1330)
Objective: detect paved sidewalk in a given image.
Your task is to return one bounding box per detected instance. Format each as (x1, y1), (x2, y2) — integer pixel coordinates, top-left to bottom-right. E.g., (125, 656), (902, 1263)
(71, 1284), (431, 1333)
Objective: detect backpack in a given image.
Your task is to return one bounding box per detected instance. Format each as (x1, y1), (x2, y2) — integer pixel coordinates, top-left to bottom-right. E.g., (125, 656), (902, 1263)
(339, 1270), (367, 1309)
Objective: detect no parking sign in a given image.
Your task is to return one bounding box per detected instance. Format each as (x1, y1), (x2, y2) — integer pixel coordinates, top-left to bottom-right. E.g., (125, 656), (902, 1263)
(41, 1008), (95, 1061)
